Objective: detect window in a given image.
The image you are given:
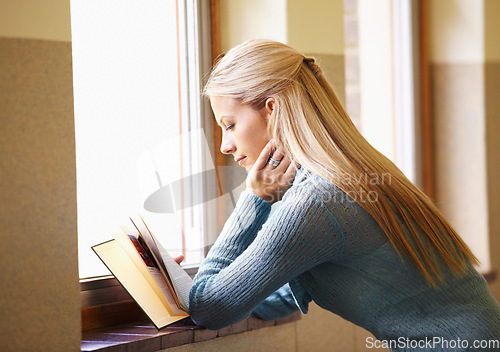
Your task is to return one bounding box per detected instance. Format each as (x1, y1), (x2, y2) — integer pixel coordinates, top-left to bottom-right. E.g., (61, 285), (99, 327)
(344, 0), (422, 187)
(71, 0), (214, 280)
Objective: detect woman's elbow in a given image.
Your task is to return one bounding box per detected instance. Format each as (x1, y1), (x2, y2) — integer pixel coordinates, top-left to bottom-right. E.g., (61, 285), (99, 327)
(188, 303), (216, 329)
(188, 289), (227, 329)
(188, 303), (242, 330)
(189, 314), (227, 330)
(189, 293), (248, 330)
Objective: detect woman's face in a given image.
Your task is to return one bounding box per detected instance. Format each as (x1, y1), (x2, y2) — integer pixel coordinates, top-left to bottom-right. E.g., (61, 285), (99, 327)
(210, 96), (272, 171)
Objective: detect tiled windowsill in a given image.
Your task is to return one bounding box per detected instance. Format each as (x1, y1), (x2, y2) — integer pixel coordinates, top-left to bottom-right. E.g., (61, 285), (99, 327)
(81, 313), (301, 352)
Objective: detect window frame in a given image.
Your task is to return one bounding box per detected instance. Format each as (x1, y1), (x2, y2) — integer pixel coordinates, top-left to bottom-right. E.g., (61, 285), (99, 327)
(79, 0), (214, 331)
(392, 0), (423, 189)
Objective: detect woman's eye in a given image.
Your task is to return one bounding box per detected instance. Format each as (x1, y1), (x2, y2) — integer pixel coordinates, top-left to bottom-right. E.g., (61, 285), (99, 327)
(225, 124), (234, 131)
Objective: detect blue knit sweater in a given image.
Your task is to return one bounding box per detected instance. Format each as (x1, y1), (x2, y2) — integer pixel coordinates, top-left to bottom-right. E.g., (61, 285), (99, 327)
(189, 167), (500, 351)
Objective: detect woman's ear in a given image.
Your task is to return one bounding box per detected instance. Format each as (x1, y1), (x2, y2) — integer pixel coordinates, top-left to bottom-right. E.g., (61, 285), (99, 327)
(264, 97), (275, 120)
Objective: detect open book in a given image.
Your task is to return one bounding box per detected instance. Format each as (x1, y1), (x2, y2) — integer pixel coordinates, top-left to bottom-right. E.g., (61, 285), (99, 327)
(92, 217), (192, 329)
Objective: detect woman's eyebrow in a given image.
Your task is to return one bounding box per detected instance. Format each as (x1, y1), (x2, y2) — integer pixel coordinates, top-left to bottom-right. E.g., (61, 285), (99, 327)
(217, 115), (234, 126)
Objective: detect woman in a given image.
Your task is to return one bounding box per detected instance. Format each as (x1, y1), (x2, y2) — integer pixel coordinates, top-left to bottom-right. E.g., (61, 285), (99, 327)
(188, 39), (500, 350)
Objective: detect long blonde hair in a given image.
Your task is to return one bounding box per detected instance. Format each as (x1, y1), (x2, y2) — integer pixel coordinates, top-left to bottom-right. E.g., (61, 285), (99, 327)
(204, 39), (478, 287)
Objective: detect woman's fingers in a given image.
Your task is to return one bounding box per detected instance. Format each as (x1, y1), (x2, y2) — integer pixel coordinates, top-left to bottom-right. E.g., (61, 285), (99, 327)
(277, 156), (298, 186)
(246, 139), (299, 204)
(284, 160), (300, 179)
(253, 139), (275, 171)
(273, 153), (291, 171)
(172, 254), (184, 264)
(267, 147), (285, 168)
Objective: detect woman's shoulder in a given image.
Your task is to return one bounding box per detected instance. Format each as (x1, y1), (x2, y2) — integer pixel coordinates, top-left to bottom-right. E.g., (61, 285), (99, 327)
(279, 167), (351, 219)
(285, 167), (381, 230)
(286, 167), (344, 202)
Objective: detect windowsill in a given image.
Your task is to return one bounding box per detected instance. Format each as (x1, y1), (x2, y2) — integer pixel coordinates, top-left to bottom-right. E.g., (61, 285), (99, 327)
(81, 271), (496, 351)
(81, 313), (301, 351)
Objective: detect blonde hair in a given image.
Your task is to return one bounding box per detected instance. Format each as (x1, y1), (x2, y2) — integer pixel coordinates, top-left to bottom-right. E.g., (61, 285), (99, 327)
(204, 39), (478, 287)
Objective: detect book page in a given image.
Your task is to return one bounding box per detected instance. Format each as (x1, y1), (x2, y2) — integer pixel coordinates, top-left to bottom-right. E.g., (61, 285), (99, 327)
(129, 218), (182, 309)
(120, 229), (186, 316)
(111, 231), (186, 316)
(153, 238), (193, 311)
(137, 216), (192, 311)
(128, 219), (175, 290)
(147, 267), (186, 316)
(92, 240), (188, 329)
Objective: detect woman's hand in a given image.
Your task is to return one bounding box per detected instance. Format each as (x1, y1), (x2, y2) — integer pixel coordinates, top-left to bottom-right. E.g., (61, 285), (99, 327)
(172, 254), (184, 265)
(246, 140), (299, 204)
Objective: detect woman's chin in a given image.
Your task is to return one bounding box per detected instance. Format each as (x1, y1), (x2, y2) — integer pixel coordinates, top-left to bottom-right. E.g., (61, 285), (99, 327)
(244, 163), (254, 172)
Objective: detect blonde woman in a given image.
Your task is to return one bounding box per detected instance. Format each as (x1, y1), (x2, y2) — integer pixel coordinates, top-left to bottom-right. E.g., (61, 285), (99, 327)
(188, 39), (500, 350)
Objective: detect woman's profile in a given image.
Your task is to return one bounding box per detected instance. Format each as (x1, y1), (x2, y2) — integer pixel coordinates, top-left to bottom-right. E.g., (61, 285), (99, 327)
(188, 39), (500, 350)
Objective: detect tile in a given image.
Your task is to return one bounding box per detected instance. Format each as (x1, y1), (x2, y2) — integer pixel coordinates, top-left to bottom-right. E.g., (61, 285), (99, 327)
(217, 319), (248, 337)
(246, 316), (276, 330)
(275, 311), (301, 326)
(161, 329), (194, 349)
(193, 327), (218, 343)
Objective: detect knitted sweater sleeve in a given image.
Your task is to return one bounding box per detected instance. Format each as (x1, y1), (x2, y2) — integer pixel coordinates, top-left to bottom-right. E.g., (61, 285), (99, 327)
(251, 283), (298, 321)
(188, 185), (344, 330)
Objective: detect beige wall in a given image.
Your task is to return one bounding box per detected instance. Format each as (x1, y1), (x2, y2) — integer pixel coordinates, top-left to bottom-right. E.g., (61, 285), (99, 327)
(430, 62), (490, 269)
(0, 0), (71, 41)
(484, 61), (500, 301)
(484, 0), (500, 301)
(428, 0), (500, 300)
(219, 0), (344, 56)
(219, 0), (345, 103)
(428, 0), (489, 268)
(0, 0), (80, 351)
(485, 0), (500, 61)
(165, 304), (384, 352)
(287, 0), (344, 55)
(287, 0), (346, 104)
(219, 0), (287, 52)
(429, 0), (484, 64)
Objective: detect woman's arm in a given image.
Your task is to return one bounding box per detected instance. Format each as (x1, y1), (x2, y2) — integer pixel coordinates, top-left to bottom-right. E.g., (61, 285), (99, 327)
(188, 186), (343, 330)
(252, 283), (298, 320)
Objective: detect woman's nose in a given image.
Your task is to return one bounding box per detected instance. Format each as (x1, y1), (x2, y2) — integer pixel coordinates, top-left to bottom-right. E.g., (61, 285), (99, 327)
(220, 135), (236, 155)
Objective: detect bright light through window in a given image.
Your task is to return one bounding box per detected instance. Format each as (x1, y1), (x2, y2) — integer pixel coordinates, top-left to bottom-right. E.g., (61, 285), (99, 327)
(71, 0), (207, 278)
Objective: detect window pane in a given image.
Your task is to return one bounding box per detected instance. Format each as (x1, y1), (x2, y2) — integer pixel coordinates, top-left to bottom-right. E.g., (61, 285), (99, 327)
(71, 0), (183, 278)
(346, 0), (420, 185)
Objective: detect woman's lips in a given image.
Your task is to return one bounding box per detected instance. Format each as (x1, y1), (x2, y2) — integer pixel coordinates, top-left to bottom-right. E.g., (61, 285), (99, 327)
(236, 156), (246, 165)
